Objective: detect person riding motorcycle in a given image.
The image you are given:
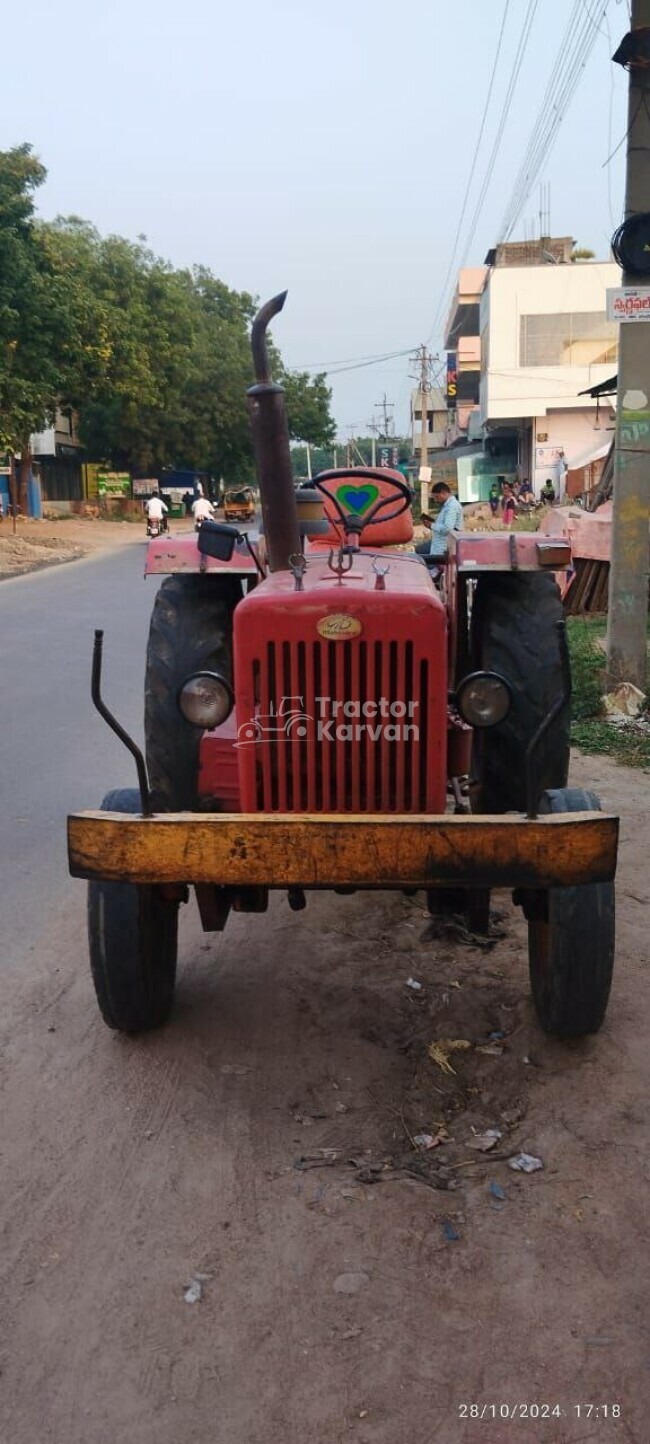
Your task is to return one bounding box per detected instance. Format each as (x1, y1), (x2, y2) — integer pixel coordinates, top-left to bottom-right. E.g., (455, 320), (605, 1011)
(145, 494), (169, 536)
(191, 494), (216, 529)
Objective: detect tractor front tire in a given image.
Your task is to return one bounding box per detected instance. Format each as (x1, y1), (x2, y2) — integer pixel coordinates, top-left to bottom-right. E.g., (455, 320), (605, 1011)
(145, 574), (239, 811)
(527, 788), (615, 1037)
(470, 572), (570, 814)
(87, 789), (179, 1032)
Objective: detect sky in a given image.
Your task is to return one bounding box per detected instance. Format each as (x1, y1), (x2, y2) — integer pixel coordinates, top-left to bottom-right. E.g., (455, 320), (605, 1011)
(3, 0), (630, 438)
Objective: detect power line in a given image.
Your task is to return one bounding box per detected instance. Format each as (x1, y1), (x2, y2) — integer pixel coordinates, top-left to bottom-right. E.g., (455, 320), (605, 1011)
(427, 0), (540, 350)
(498, 1), (586, 236)
(498, 0), (607, 240)
(426, 0), (512, 347)
(460, 0), (540, 265)
(295, 347), (415, 376)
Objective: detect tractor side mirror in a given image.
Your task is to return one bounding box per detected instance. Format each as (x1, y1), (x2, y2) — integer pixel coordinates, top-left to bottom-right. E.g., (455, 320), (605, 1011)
(197, 520), (241, 561)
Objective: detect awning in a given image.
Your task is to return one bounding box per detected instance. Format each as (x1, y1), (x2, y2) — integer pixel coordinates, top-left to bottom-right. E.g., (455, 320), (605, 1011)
(578, 375), (617, 399)
(566, 440), (612, 473)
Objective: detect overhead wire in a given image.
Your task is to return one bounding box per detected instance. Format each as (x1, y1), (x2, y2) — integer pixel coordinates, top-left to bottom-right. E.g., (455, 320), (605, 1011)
(498, 1), (587, 238)
(498, 0), (608, 241)
(603, 4), (619, 228)
(458, 0), (540, 269)
(427, 0), (540, 350)
(295, 347), (415, 376)
(425, 0), (512, 348)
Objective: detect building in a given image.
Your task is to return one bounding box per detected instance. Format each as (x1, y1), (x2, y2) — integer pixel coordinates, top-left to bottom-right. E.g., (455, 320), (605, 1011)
(410, 385), (447, 465)
(31, 408), (85, 503)
(443, 266), (487, 444)
(479, 243), (619, 497)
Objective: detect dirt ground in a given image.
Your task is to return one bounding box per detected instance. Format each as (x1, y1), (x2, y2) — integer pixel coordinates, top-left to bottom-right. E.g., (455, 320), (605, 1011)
(1, 758), (648, 1442)
(0, 514), (204, 579)
(1, 535), (648, 1442)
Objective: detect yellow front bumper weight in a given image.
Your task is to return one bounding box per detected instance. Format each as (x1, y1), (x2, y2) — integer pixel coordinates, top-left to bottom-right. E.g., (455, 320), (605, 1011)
(68, 810), (618, 891)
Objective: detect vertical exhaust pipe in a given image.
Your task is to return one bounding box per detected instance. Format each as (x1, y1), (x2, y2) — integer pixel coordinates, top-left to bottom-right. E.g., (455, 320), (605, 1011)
(247, 292), (301, 573)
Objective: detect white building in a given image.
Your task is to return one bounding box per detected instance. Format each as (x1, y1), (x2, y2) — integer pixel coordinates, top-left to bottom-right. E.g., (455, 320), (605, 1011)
(479, 254), (619, 496)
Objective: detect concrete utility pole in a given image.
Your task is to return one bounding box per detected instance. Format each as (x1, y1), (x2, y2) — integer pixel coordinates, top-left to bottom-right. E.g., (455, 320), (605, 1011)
(415, 344), (432, 512)
(606, 0), (650, 691)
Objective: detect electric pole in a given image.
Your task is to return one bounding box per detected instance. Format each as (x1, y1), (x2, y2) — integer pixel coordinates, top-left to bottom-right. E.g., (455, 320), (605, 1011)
(412, 344), (433, 512)
(606, 0), (650, 691)
(367, 420), (379, 468)
(374, 393), (394, 440)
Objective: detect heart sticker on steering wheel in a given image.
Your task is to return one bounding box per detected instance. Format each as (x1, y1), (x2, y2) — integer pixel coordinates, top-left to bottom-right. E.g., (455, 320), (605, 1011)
(336, 483), (380, 515)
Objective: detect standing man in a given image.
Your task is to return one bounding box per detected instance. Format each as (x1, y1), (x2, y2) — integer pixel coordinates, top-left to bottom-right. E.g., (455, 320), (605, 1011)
(429, 481), (463, 559)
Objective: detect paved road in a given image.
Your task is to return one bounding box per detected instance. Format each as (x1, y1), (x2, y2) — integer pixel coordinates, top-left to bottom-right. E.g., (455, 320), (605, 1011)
(0, 545), (154, 974)
(0, 547), (647, 1444)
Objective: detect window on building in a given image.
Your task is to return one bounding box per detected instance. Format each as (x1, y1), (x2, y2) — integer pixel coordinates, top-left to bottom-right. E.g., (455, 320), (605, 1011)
(519, 312), (617, 367)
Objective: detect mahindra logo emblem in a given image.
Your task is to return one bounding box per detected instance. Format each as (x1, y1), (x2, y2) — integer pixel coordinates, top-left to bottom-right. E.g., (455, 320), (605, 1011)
(316, 613), (363, 640)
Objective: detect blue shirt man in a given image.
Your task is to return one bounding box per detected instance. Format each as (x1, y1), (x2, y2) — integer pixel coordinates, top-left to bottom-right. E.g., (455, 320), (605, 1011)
(429, 482), (463, 557)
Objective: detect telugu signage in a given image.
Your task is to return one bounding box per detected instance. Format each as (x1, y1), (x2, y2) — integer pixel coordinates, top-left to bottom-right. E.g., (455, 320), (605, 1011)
(607, 287), (650, 322)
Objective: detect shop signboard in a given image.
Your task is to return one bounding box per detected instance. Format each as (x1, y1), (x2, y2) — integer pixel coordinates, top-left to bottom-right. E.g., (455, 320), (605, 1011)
(97, 471), (131, 497)
(606, 287), (650, 322)
(446, 353), (457, 409)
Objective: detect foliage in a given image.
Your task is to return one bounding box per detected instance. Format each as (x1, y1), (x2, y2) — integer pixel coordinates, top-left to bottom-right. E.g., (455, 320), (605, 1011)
(0, 145), (335, 483)
(281, 370), (335, 448)
(290, 434), (411, 479)
(570, 246), (596, 262)
(567, 616), (650, 769)
(0, 145), (87, 452)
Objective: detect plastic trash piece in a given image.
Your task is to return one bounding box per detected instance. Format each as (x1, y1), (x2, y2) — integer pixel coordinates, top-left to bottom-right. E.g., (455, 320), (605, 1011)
(405, 977), (423, 991)
(509, 1152), (543, 1173)
(442, 1220), (460, 1242)
(489, 1181), (506, 1200)
(467, 1128), (502, 1152)
(184, 1272), (212, 1304)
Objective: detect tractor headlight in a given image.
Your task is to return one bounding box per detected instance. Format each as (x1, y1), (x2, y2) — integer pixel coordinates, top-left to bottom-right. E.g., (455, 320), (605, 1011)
(456, 671), (511, 729)
(178, 672), (233, 729)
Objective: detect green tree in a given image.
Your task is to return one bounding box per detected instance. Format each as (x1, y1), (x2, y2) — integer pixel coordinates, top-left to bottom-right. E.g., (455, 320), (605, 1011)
(0, 150), (113, 508)
(0, 145), (337, 496)
(281, 370), (335, 448)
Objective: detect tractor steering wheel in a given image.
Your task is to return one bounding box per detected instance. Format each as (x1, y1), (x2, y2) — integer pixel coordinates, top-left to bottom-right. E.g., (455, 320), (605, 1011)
(312, 469), (412, 536)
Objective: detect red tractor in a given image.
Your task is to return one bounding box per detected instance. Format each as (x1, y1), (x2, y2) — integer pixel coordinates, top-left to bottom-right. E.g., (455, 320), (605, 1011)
(68, 294), (618, 1039)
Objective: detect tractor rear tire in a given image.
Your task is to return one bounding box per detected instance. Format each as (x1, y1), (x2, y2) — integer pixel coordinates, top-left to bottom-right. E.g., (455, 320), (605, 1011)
(527, 788), (615, 1037)
(145, 574), (240, 811)
(470, 572), (570, 814)
(87, 789), (179, 1032)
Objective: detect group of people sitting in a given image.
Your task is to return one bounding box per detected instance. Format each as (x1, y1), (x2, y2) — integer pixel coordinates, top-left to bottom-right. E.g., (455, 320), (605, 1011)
(488, 475), (557, 524)
(415, 469), (560, 567)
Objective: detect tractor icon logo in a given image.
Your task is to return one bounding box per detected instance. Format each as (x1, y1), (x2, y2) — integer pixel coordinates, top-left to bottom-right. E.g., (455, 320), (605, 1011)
(236, 696), (313, 747)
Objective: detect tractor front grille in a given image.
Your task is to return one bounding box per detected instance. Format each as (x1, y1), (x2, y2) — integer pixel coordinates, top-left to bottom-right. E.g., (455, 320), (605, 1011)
(238, 635), (440, 813)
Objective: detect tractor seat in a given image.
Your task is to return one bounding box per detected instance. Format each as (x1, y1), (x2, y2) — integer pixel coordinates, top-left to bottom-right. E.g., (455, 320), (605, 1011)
(308, 469), (414, 549)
